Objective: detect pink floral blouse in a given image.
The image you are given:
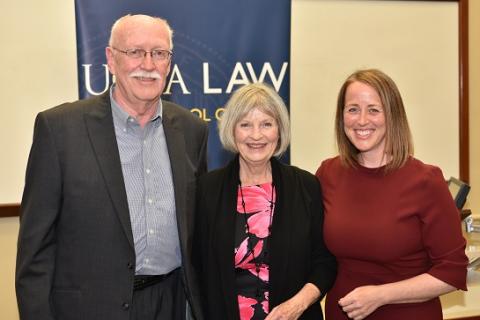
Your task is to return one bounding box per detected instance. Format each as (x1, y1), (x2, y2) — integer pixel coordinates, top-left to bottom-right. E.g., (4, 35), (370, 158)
(234, 183), (276, 320)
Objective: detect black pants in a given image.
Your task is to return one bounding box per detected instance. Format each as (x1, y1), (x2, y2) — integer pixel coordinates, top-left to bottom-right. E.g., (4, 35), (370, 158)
(130, 268), (186, 320)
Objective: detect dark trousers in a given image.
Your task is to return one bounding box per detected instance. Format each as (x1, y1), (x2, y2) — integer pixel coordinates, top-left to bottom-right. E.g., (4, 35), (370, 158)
(130, 268), (186, 320)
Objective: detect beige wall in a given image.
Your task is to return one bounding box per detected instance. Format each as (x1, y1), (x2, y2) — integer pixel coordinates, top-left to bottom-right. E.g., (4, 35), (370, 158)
(0, 1), (77, 204)
(1, 0), (479, 318)
(291, 0), (459, 178)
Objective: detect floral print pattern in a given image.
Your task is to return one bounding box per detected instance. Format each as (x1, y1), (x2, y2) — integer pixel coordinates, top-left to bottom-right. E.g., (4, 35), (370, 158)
(235, 183), (275, 320)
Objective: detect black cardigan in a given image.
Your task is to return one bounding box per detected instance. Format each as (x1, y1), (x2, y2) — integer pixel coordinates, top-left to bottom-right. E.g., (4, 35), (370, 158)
(192, 157), (337, 320)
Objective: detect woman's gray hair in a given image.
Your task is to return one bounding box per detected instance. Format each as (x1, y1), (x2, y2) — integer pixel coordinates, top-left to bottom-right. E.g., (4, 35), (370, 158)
(218, 82), (291, 157)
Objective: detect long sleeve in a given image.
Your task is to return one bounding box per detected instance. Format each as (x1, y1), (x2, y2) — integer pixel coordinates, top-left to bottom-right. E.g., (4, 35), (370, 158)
(306, 176), (337, 299)
(16, 112), (61, 320)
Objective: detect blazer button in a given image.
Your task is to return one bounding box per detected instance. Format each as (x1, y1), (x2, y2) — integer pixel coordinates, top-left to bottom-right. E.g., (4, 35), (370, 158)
(122, 302), (130, 310)
(127, 262), (133, 269)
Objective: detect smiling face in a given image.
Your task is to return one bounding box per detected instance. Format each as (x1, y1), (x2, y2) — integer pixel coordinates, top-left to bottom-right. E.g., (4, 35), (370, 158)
(106, 15), (171, 108)
(343, 81), (387, 165)
(234, 108), (279, 168)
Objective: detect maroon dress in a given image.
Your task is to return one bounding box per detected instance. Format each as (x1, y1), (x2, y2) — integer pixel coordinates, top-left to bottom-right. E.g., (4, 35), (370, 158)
(234, 183), (276, 320)
(316, 156), (468, 320)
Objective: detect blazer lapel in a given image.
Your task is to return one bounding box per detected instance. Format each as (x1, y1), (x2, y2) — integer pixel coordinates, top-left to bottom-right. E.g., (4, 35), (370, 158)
(84, 93), (134, 248)
(162, 106), (188, 250)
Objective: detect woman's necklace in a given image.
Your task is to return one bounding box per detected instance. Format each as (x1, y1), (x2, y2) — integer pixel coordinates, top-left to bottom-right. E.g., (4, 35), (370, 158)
(238, 180), (275, 298)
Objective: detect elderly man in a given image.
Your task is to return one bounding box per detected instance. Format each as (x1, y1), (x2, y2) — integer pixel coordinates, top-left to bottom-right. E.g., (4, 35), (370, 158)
(16, 14), (207, 320)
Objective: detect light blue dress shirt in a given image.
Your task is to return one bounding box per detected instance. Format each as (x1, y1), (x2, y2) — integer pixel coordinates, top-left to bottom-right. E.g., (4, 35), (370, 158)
(110, 87), (180, 275)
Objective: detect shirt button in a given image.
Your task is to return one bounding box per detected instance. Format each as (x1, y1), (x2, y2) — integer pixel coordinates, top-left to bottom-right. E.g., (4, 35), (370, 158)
(149, 229), (154, 235)
(148, 198), (153, 204)
(146, 169), (151, 174)
(122, 302), (130, 310)
(145, 258), (150, 264)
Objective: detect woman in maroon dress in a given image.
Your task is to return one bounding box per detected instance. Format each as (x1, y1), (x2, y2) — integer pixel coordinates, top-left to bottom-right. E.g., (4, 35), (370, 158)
(316, 69), (468, 320)
(193, 83), (337, 320)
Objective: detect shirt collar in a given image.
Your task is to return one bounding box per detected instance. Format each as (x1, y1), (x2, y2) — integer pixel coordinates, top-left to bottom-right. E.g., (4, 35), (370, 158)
(109, 85), (163, 129)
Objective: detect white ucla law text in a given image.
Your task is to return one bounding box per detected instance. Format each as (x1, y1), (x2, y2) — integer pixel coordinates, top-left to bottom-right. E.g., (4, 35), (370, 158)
(82, 62), (289, 96)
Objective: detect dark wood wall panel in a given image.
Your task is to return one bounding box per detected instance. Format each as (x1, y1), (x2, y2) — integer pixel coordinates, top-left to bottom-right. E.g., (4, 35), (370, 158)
(459, 0), (470, 183)
(0, 204), (20, 218)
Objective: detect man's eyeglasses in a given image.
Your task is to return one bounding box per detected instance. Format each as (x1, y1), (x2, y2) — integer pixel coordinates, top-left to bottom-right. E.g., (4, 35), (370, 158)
(112, 47), (173, 61)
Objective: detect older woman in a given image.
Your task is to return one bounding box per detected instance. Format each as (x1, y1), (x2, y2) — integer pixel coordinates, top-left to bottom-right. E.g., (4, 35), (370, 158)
(316, 69), (468, 320)
(193, 82), (336, 320)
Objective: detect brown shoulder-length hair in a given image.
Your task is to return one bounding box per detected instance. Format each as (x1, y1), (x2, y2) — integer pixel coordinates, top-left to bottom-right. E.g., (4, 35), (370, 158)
(335, 69), (414, 172)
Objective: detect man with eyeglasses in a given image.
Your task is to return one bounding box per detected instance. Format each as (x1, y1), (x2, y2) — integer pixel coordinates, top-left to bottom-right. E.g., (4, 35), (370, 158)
(16, 14), (207, 320)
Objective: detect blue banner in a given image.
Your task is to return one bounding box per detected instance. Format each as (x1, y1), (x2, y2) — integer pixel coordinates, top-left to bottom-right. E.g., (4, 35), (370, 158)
(75, 0), (290, 169)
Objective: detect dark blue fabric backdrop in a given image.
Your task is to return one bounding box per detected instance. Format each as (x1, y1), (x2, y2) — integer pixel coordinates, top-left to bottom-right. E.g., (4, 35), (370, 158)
(75, 0), (290, 169)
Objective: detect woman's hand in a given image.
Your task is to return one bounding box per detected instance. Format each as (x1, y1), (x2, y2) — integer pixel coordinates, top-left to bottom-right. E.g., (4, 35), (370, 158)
(338, 285), (385, 320)
(338, 274), (457, 319)
(265, 283), (320, 320)
(265, 298), (305, 320)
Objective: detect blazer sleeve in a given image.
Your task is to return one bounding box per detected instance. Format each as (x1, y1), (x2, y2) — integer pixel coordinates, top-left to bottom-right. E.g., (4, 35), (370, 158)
(16, 112), (61, 320)
(306, 176), (337, 299)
